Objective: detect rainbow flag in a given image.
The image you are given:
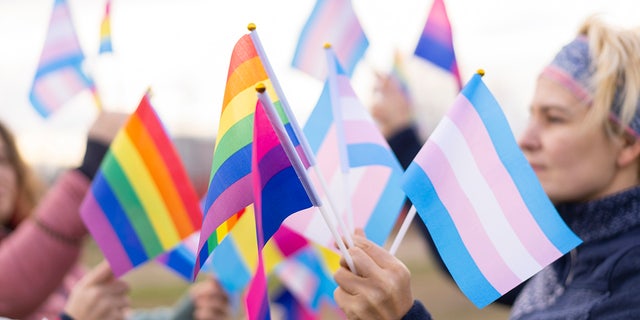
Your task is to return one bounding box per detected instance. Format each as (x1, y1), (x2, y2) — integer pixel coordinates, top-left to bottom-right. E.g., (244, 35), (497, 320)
(29, 0), (95, 118)
(285, 47), (406, 247)
(80, 93), (202, 276)
(414, 0), (462, 90)
(196, 33), (306, 274)
(402, 73), (582, 308)
(389, 50), (411, 96)
(291, 0), (368, 80)
(99, 0), (113, 54)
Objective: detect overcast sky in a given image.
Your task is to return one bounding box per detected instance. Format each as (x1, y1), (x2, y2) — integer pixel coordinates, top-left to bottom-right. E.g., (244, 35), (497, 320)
(0, 0), (638, 166)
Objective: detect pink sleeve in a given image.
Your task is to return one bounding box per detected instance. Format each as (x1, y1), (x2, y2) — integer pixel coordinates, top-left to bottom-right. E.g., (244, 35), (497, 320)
(0, 170), (90, 318)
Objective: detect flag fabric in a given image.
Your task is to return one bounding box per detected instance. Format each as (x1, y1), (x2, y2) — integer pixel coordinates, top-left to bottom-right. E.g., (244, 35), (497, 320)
(244, 100), (314, 320)
(291, 0), (369, 80)
(245, 251), (271, 320)
(196, 34), (268, 271)
(29, 0), (95, 118)
(274, 246), (339, 315)
(285, 47), (406, 248)
(273, 287), (317, 320)
(414, 0), (462, 90)
(99, 0), (113, 54)
(252, 100), (313, 244)
(196, 33), (307, 274)
(402, 72), (582, 308)
(80, 93), (202, 276)
(389, 50), (411, 96)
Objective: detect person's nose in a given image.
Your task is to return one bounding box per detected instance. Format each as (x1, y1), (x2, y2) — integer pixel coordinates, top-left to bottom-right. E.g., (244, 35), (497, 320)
(518, 120), (541, 152)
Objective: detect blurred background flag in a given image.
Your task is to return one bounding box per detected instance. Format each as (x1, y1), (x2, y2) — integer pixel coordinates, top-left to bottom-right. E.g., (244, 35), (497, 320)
(98, 0), (113, 54)
(285, 46), (405, 247)
(80, 92), (202, 276)
(291, 0), (368, 80)
(402, 72), (582, 308)
(414, 0), (462, 90)
(29, 0), (96, 118)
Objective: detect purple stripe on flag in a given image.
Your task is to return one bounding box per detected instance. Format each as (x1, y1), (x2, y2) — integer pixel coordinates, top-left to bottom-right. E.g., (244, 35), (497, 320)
(80, 193), (133, 276)
(448, 96), (563, 265)
(415, 141), (520, 293)
(200, 175), (253, 243)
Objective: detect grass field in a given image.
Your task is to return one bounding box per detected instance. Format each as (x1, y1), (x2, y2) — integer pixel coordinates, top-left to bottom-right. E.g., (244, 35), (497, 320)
(81, 223), (511, 319)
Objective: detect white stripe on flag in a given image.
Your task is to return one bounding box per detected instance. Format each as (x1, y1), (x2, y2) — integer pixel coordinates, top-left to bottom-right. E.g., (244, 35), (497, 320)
(430, 116), (542, 280)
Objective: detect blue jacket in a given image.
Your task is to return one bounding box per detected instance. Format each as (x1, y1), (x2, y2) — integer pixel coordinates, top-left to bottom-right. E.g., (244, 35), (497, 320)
(510, 186), (640, 320)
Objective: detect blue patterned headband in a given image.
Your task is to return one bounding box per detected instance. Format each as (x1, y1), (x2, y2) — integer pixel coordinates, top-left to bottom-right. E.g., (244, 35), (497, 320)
(540, 36), (640, 137)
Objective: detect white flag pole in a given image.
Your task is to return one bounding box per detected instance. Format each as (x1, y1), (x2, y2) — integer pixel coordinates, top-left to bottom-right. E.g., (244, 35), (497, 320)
(256, 85), (357, 274)
(249, 24), (354, 247)
(389, 205), (417, 256)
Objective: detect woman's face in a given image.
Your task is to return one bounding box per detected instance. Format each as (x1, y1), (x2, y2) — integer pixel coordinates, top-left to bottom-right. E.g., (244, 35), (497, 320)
(518, 77), (625, 204)
(0, 136), (17, 224)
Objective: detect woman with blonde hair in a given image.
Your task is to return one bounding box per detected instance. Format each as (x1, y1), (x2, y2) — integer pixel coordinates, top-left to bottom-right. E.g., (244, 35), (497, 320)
(334, 15), (640, 320)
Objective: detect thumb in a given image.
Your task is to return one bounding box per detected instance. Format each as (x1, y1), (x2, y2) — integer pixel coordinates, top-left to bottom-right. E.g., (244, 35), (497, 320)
(81, 260), (115, 286)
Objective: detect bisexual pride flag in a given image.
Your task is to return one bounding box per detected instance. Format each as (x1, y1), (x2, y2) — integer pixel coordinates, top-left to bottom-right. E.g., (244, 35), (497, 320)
(402, 72), (581, 308)
(414, 0), (462, 90)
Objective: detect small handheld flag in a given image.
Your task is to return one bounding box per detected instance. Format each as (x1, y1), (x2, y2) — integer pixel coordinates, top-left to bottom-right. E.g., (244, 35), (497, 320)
(29, 0), (95, 117)
(80, 92), (202, 276)
(291, 0), (369, 80)
(414, 0), (462, 90)
(402, 71), (582, 308)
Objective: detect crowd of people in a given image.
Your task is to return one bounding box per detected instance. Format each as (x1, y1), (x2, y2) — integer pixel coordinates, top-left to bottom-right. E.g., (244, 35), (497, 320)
(2, 13), (640, 320)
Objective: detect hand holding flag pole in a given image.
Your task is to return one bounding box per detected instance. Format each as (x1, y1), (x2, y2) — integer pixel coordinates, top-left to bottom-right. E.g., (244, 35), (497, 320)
(249, 23), (354, 248)
(255, 83), (357, 274)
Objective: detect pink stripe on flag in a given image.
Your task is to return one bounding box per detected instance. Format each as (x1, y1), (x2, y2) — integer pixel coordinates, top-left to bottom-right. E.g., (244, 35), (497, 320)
(336, 76), (357, 97)
(245, 253), (270, 320)
(350, 166), (390, 228)
(335, 15), (365, 68)
(423, 0), (453, 46)
(298, 0), (343, 75)
(80, 193), (133, 276)
(416, 141), (520, 293)
(449, 97), (562, 265)
(344, 120), (389, 145)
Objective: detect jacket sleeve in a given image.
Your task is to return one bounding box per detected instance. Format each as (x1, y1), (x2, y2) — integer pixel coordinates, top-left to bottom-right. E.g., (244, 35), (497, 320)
(401, 300), (432, 320)
(0, 170), (90, 318)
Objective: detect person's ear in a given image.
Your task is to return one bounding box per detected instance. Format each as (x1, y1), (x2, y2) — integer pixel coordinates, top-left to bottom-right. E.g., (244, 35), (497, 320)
(616, 133), (640, 167)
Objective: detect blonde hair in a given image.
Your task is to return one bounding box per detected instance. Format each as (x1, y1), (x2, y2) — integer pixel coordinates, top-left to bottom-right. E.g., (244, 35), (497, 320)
(579, 15), (640, 136)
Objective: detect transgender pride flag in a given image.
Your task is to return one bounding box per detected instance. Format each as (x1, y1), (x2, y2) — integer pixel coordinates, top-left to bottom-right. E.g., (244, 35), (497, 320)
(402, 72), (582, 308)
(291, 0), (368, 80)
(285, 47), (405, 247)
(29, 0), (95, 117)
